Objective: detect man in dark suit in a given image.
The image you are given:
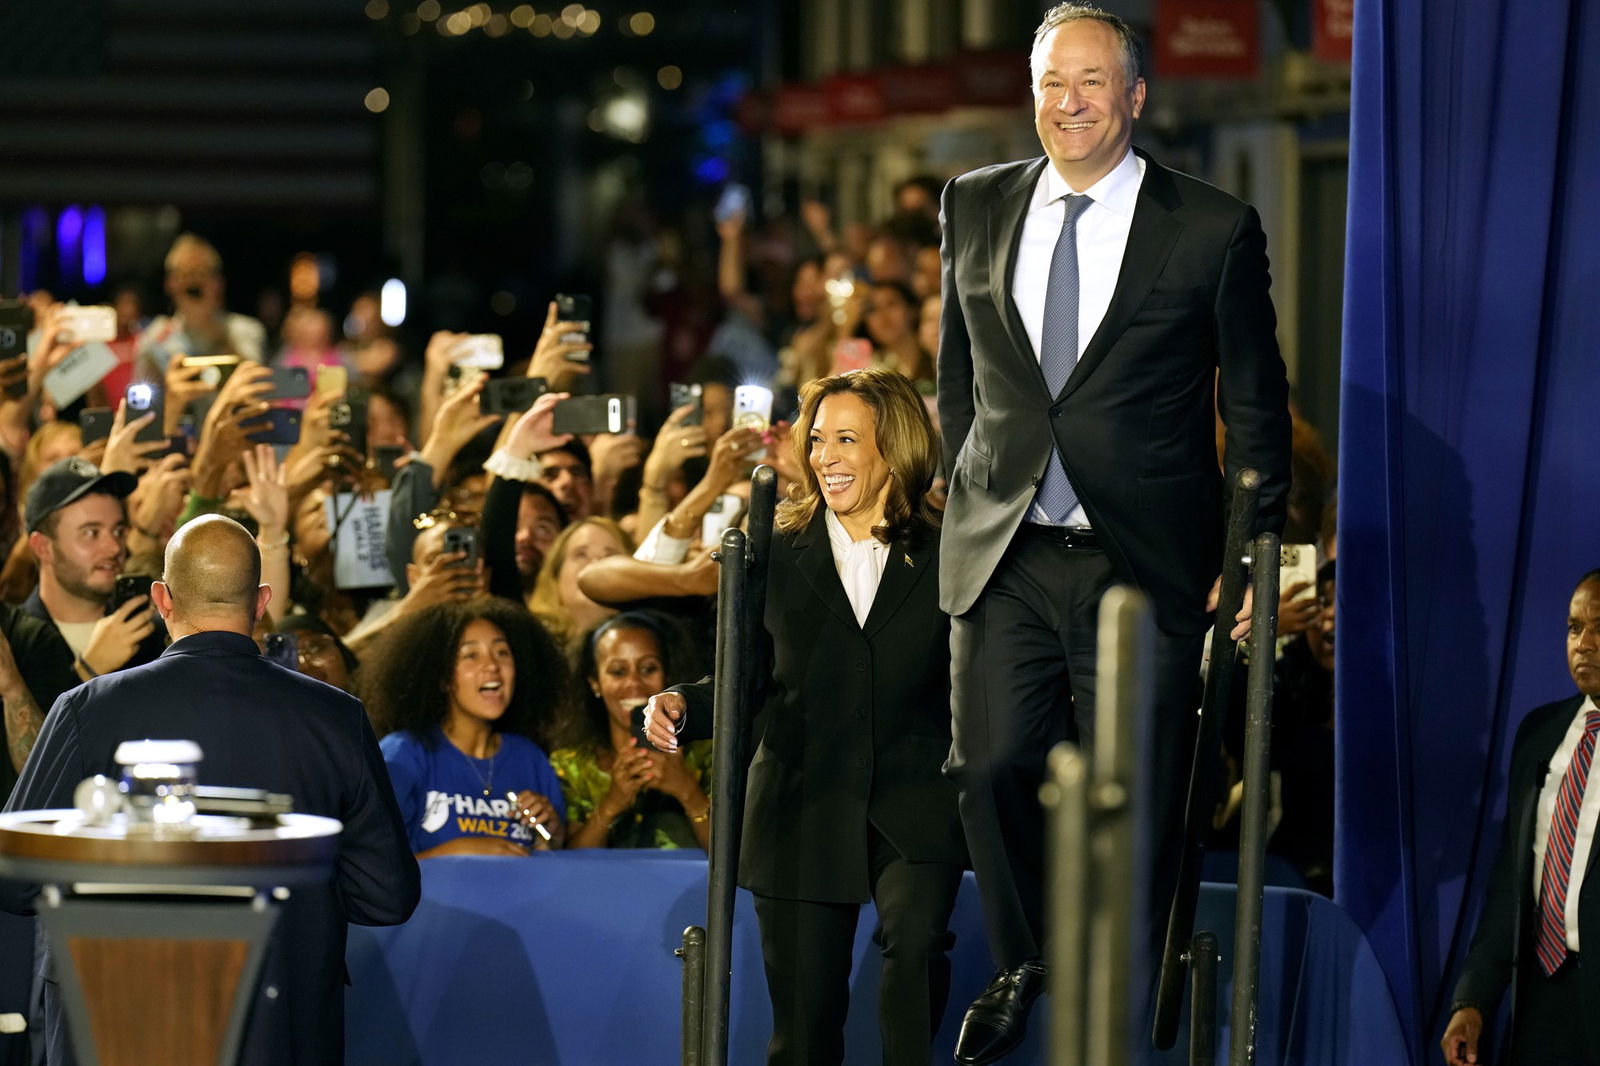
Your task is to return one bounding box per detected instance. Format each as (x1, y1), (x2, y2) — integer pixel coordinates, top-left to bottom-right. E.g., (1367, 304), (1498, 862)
(2, 515), (419, 1066)
(936, 5), (1291, 1061)
(1442, 570), (1600, 1066)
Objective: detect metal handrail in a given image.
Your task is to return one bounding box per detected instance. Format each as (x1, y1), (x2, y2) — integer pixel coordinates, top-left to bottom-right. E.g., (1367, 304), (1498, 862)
(1154, 468), (1261, 1049)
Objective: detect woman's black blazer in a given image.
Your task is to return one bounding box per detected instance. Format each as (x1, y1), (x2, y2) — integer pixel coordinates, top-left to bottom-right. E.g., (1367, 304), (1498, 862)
(676, 507), (966, 903)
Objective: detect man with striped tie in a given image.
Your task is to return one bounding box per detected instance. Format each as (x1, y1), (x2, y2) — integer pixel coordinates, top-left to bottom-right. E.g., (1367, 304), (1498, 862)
(1444, 570), (1600, 1066)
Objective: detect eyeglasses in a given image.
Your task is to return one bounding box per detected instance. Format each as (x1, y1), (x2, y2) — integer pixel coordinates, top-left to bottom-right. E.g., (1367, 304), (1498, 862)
(296, 633), (341, 666)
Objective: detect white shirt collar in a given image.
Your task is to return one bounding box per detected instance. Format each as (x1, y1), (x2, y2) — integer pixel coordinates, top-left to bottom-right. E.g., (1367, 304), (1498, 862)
(1036, 148), (1144, 218)
(824, 508), (886, 553)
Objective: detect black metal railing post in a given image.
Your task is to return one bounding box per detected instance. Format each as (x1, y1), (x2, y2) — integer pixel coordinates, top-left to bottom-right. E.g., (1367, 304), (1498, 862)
(1228, 532), (1279, 1066)
(677, 925), (706, 1066)
(697, 466), (776, 1066)
(1187, 931), (1218, 1066)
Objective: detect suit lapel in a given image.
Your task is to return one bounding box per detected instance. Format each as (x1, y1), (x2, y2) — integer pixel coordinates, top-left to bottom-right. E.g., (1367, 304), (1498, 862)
(861, 536), (933, 639)
(792, 511), (857, 631)
(1063, 148), (1184, 401)
(989, 158), (1051, 396)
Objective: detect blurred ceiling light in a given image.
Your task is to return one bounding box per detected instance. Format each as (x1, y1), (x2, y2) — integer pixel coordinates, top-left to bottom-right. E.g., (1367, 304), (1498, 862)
(486, 13), (509, 35)
(446, 11), (472, 34)
(657, 65), (683, 90)
(364, 87), (391, 113)
(510, 4), (535, 28)
(381, 280), (407, 328)
(468, 3), (489, 27)
(600, 92), (649, 142)
(578, 9), (601, 33)
(417, 0), (441, 21)
(365, 0), (390, 19)
(551, 18), (575, 38)
(560, 3), (585, 25)
(629, 12), (655, 36)
(530, 13), (553, 35)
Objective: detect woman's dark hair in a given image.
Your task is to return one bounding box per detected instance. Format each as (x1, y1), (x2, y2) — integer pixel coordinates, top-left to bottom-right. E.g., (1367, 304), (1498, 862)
(557, 610), (681, 751)
(359, 596), (567, 748)
(854, 281), (918, 342)
(365, 381), (412, 430)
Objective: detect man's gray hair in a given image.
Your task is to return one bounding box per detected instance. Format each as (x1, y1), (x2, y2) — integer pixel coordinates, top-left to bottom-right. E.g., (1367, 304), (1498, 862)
(1033, 3), (1144, 86)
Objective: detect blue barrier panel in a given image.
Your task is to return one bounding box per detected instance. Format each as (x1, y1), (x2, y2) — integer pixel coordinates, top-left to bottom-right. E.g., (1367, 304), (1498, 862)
(346, 851), (1405, 1065)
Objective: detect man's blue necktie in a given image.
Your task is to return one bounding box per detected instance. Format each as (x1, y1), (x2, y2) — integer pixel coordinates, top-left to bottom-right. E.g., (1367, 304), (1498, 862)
(1034, 194), (1094, 523)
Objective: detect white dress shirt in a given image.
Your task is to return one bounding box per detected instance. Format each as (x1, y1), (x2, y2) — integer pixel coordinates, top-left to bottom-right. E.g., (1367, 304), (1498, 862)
(1013, 149), (1146, 528)
(824, 509), (890, 628)
(1531, 694), (1600, 951)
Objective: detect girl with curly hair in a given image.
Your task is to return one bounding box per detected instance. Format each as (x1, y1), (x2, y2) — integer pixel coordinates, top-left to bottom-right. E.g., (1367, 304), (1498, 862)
(362, 597), (569, 857)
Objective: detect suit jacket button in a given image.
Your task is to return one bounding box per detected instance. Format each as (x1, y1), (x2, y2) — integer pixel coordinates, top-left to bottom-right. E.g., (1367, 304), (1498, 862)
(854, 660), (866, 672)
(856, 757), (868, 769)
(855, 708), (867, 720)
(1050, 405), (1062, 419)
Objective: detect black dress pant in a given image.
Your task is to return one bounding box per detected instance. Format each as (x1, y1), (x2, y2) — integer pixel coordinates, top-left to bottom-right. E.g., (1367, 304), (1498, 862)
(752, 827), (962, 1066)
(947, 533), (1202, 981)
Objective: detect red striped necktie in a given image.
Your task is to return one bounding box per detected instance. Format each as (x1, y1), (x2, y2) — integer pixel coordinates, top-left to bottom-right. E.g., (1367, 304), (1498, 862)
(1534, 709), (1600, 976)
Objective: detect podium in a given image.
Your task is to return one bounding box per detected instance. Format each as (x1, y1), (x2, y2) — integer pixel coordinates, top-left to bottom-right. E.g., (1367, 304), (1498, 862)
(0, 809), (340, 1066)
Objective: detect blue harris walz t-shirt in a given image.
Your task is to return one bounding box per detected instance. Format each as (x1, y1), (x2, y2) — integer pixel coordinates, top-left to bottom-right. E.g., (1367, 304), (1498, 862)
(380, 728), (567, 853)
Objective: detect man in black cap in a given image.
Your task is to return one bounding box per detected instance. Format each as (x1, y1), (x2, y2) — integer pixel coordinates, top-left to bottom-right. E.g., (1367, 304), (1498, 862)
(22, 457), (162, 681)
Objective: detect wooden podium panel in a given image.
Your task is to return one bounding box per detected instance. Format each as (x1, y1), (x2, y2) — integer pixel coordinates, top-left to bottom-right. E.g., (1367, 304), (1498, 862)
(70, 936), (249, 1066)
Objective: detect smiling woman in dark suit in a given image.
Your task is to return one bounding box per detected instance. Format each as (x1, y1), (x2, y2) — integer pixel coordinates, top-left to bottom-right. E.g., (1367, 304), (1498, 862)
(646, 368), (967, 1066)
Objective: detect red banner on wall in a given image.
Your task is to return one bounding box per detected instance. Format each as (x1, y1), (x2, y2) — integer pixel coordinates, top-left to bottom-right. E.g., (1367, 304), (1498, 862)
(1312, 0), (1354, 63)
(823, 73), (888, 125)
(772, 85), (829, 135)
(880, 63), (954, 115)
(954, 49), (1030, 109)
(1154, 0), (1259, 79)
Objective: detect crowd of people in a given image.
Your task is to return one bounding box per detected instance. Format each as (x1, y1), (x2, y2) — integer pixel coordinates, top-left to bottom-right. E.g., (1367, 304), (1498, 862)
(0, 203), (1339, 876)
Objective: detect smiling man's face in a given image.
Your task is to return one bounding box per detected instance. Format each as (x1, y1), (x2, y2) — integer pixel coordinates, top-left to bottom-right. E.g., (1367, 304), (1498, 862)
(1031, 17), (1145, 191)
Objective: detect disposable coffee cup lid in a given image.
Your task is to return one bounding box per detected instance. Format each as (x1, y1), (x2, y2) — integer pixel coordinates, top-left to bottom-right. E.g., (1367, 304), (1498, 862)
(114, 740), (203, 765)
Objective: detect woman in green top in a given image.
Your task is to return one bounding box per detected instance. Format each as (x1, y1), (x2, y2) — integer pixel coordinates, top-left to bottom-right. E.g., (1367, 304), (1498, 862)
(551, 611), (712, 849)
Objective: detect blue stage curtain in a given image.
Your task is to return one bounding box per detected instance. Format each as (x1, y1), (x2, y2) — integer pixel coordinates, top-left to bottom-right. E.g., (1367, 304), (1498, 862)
(1338, 0), (1600, 1060)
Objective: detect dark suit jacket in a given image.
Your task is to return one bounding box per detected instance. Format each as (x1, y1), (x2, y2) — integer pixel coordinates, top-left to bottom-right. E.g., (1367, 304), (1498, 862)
(1452, 694), (1600, 1060)
(2, 631), (419, 1066)
(676, 511), (966, 904)
(936, 149), (1291, 634)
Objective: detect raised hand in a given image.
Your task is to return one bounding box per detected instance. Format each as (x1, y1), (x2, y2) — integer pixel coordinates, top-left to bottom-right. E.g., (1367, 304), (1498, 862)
(240, 444), (290, 536)
(100, 399), (165, 476)
(83, 596), (157, 676)
(526, 301), (593, 389)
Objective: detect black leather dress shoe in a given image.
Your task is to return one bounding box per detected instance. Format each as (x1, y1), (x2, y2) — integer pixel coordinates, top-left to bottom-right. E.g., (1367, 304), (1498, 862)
(953, 960), (1047, 1065)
